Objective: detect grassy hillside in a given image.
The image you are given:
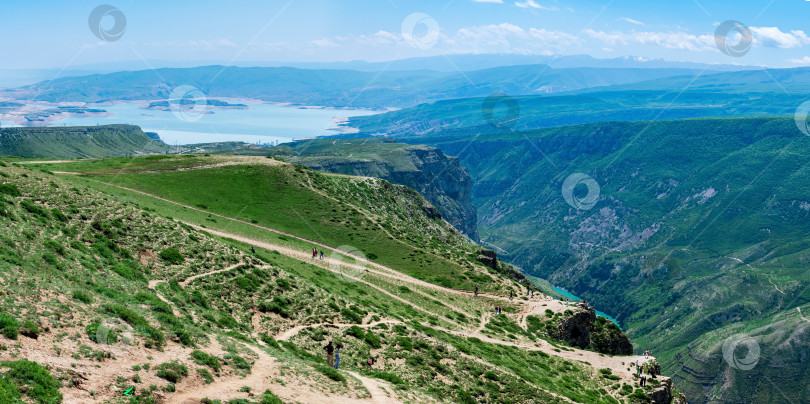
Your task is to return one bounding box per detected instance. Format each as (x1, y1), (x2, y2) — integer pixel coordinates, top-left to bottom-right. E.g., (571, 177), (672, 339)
(26, 154), (496, 291)
(0, 157), (664, 403)
(266, 138), (479, 240)
(0, 124), (170, 159)
(411, 116), (810, 402)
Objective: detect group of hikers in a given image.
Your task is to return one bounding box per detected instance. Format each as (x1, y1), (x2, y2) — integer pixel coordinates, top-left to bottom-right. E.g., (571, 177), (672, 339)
(312, 247), (324, 260)
(636, 353), (659, 387)
(324, 340), (377, 372)
(323, 340), (343, 369)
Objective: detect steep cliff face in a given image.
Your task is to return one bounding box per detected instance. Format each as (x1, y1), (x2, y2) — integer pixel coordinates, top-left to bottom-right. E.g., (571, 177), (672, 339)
(284, 140), (479, 240)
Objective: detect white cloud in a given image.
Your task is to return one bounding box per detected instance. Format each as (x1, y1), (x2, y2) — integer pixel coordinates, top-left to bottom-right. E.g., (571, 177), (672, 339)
(749, 26), (810, 48)
(620, 17), (645, 26)
(515, 0), (558, 10)
(584, 29), (715, 52)
(471, 0), (503, 3)
(789, 56), (810, 65)
(309, 38), (340, 48)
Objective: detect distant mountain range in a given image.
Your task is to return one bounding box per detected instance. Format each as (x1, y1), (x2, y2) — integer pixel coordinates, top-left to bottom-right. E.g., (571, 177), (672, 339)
(344, 67), (810, 136)
(2, 64), (712, 109)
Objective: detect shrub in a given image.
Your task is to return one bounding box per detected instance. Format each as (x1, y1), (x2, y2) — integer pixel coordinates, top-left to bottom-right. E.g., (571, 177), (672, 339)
(259, 389), (283, 404)
(196, 368), (214, 384)
(158, 248), (184, 265)
(0, 360), (62, 403)
(0, 184), (21, 197)
(155, 361), (188, 383)
(0, 314), (18, 340)
(20, 321), (38, 339)
(315, 366), (345, 383)
(372, 371), (404, 385)
(20, 200), (49, 219)
(340, 308), (362, 324)
(275, 278), (291, 291)
(364, 332), (382, 349)
(190, 350), (222, 373)
(72, 290), (94, 304)
(345, 325), (364, 339)
(225, 354), (251, 371)
(259, 333), (280, 349)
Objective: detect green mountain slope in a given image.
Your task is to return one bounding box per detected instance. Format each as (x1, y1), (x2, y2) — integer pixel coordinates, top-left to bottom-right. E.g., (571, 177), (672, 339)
(267, 138), (479, 240)
(0, 124), (170, 158)
(1, 156), (671, 403)
(409, 116), (810, 402)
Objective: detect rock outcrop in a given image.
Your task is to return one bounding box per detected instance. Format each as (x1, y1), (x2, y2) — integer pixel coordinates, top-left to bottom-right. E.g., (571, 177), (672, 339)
(476, 248), (498, 270)
(556, 304), (633, 355)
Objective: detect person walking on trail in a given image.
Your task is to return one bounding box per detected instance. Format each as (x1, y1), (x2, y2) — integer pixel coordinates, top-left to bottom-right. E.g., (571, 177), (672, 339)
(531, 289), (534, 298)
(324, 341), (335, 368)
(320, 250), (324, 260)
(475, 286), (479, 297)
(510, 290), (513, 301)
(312, 248), (317, 259)
(333, 343), (343, 370)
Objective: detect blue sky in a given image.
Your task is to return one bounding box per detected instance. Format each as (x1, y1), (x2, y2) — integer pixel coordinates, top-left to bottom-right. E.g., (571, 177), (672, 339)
(3, 0), (810, 69)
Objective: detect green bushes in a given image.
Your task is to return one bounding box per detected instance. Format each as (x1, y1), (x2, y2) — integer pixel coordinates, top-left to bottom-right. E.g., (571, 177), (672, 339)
(259, 389), (283, 404)
(259, 333), (280, 349)
(190, 350), (222, 373)
(72, 290), (94, 304)
(0, 184), (21, 197)
(103, 304), (165, 349)
(258, 297), (291, 318)
(340, 307), (362, 324)
(224, 354), (251, 371)
(21, 200), (49, 219)
(158, 247), (184, 265)
(196, 368), (214, 384)
(275, 278), (291, 291)
(371, 371), (404, 385)
(315, 366), (345, 383)
(345, 325), (364, 339)
(20, 321), (39, 339)
(0, 360), (62, 403)
(364, 331), (382, 349)
(0, 313), (19, 340)
(155, 361), (188, 383)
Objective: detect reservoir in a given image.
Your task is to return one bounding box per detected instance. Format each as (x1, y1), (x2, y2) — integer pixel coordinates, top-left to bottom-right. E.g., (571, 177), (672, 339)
(552, 286), (623, 330)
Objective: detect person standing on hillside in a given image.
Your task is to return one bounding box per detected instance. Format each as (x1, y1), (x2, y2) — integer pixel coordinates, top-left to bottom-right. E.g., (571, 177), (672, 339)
(324, 341), (335, 368)
(334, 343), (343, 369)
(475, 286), (479, 297)
(320, 250), (324, 260)
(510, 290), (513, 301)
